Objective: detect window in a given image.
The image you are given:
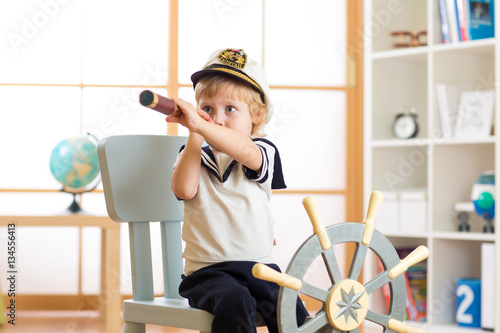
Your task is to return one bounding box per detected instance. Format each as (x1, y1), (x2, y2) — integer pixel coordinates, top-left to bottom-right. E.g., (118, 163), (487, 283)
(0, 0), (362, 299)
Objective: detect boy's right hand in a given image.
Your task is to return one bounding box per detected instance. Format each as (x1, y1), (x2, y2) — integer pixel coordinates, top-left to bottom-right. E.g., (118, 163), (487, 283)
(166, 98), (212, 131)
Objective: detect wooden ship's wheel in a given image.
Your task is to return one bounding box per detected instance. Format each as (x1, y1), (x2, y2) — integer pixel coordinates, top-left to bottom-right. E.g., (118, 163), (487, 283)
(253, 191), (428, 333)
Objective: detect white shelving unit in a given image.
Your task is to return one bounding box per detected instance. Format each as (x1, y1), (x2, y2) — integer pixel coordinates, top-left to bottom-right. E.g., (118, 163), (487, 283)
(363, 0), (499, 332)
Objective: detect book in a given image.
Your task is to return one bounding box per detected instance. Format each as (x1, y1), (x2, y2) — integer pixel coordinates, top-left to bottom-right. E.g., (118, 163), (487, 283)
(377, 252), (422, 322)
(377, 259), (392, 312)
(465, 0), (495, 40)
(404, 272), (420, 322)
(446, 0), (460, 42)
(454, 90), (494, 139)
(406, 268), (427, 321)
(439, 0), (452, 43)
(376, 259), (414, 320)
(456, 0), (470, 40)
(435, 83), (472, 138)
(481, 243), (495, 330)
(396, 248), (427, 322)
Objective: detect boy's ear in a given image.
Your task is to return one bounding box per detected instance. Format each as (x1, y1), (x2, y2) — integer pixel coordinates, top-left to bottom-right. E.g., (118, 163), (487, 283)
(252, 107), (265, 125)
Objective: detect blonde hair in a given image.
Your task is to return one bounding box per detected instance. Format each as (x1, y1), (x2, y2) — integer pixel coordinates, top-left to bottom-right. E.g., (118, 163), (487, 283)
(194, 74), (268, 137)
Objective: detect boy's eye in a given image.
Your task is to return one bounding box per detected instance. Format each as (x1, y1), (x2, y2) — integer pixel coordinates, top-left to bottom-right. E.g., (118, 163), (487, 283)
(226, 106), (236, 113)
(203, 106), (213, 113)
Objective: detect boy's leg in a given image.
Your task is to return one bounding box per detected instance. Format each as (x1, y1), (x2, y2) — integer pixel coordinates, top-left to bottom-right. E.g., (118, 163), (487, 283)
(179, 263), (258, 333)
(250, 263), (309, 333)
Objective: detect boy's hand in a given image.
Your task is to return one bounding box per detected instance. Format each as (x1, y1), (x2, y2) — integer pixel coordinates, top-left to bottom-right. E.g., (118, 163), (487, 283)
(165, 98), (213, 130)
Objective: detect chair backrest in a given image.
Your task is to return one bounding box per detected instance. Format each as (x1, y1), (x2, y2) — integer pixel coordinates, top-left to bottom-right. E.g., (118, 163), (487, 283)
(98, 135), (186, 223)
(98, 134), (187, 300)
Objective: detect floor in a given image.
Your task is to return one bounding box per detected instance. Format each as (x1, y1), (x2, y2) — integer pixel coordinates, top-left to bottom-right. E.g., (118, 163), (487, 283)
(0, 311), (270, 333)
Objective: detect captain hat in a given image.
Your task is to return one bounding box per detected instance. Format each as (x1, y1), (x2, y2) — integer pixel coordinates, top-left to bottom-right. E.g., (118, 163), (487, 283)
(191, 48), (273, 123)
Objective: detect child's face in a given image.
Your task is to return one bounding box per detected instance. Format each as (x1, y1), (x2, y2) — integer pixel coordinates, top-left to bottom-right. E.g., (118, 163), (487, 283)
(198, 84), (257, 136)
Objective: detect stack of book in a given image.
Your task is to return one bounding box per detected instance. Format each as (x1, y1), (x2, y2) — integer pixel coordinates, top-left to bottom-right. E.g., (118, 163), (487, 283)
(378, 248), (427, 322)
(438, 0), (495, 43)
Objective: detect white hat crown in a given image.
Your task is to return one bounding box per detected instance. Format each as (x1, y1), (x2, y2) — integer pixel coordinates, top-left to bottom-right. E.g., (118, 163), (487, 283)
(191, 48), (273, 123)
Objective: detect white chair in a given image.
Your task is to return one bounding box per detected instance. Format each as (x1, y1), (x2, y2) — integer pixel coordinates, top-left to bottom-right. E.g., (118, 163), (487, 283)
(98, 135), (213, 333)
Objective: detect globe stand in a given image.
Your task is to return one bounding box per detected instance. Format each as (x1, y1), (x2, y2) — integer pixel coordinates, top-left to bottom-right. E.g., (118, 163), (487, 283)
(68, 193), (82, 213)
(60, 187), (94, 215)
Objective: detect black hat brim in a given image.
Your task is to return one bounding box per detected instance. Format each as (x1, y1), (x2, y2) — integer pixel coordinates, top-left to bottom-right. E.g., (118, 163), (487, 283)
(191, 64), (265, 103)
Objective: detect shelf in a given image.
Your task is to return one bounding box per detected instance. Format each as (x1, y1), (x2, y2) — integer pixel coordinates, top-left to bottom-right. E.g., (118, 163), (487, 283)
(371, 38), (495, 60)
(365, 0), (498, 330)
(372, 47), (428, 61)
(432, 137), (496, 145)
(432, 231), (496, 242)
(429, 324), (485, 333)
(363, 320), (427, 333)
(378, 222), (496, 243)
(371, 138), (429, 148)
(372, 137), (496, 147)
(381, 231), (428, 239)
(432, 38), (495, 56)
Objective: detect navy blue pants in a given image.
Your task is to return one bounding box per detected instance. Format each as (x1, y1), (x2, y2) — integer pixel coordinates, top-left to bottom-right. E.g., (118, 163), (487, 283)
(179, 261), (309, 333)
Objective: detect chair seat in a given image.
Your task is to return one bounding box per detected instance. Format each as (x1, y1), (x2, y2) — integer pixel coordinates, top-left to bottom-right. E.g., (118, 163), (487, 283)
(123, 297), (213, 331)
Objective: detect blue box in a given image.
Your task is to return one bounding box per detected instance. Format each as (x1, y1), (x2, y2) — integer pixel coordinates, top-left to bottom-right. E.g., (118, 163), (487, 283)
(456, 278), (481, 328)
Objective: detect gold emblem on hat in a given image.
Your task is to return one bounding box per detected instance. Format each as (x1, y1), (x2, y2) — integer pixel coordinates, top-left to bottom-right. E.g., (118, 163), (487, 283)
(217, 48), (247, 69)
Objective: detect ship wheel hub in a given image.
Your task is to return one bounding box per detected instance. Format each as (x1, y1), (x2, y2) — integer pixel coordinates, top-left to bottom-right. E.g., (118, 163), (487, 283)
(326, 279), (369, 331)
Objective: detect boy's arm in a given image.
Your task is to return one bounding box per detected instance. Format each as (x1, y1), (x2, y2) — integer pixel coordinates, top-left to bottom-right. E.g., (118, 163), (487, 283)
(197, 121), (263, 172)
(168, 98), (263, 172)
(171, 132), (204, 200)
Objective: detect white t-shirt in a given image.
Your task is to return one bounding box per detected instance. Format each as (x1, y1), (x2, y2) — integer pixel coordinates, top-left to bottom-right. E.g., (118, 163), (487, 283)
(175, 138), (286, 275)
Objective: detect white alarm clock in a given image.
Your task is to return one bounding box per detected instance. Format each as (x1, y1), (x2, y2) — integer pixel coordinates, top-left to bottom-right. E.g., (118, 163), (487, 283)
(393, 108), (419, 139)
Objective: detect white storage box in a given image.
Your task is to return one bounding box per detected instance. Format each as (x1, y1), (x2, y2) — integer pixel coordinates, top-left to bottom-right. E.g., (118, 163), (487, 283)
(376, 191), (399, 233)
(399, 190), (427, 233)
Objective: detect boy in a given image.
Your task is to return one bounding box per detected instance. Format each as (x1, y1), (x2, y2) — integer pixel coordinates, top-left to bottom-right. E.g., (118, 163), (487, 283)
(167, 48), (308, 333)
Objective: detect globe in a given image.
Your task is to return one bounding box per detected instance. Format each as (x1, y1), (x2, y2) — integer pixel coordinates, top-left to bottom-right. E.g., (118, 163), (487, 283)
(49, 135), (101, 212)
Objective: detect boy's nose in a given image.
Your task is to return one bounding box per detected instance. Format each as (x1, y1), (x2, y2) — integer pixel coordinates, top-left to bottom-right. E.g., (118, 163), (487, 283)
(212, 110), (224, 126)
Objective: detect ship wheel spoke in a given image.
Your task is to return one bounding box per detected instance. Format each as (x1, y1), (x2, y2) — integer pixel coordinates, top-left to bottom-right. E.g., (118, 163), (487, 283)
(298, 311), (330, 333)
(301, 281), (330, 303)
(322, 247), (343, 284)
(348, 242), (368, 281)
(364, 309), (390, 328)
(364, 271), (390, 295)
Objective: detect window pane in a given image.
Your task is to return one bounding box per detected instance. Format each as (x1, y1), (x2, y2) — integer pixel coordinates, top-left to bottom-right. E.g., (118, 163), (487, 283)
(0, 0), (82, 84)
(82, 0), (169, 85)
(268, 89), (346, 190)
(81, 227), (101, 294)
(178, 0), (263, 84)
(264, 0), (347, 86)
(82, 87), (168, 138)
(271, 194), (345, 289)
(81, 192), (108, 215)
(18, 227), (79, 294)
(0, 86), (81, 189)
(177, 87), (197, 137)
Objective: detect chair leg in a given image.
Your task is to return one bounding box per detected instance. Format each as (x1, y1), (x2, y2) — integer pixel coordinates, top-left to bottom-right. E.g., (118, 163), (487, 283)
(123, 321), (146, 333)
